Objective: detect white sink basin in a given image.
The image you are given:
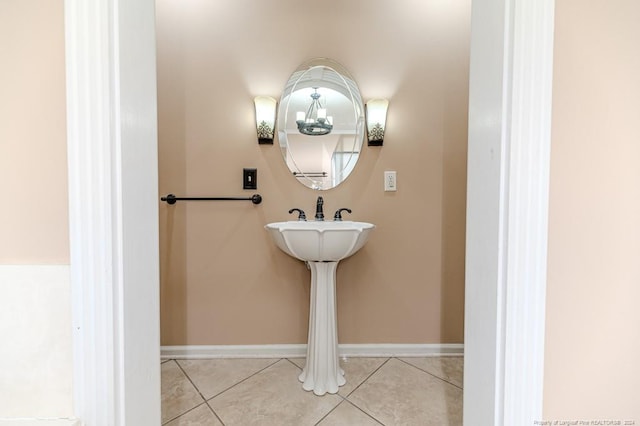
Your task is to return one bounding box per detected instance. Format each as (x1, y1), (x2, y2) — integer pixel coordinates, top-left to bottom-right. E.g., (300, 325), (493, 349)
(265, 220), (375, 262)
(265, 219), (375, 396)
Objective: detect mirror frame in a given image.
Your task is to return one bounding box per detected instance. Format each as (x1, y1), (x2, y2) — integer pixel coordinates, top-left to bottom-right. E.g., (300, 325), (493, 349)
(277, 58), (365, 190)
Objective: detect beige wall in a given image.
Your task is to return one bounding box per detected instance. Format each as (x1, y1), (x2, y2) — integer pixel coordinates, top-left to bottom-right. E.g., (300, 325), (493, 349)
(0, 0), (69, 264)
(545, 0), (640, 420)
(156, 0), (470, 345)
(0, 0), (73, 419)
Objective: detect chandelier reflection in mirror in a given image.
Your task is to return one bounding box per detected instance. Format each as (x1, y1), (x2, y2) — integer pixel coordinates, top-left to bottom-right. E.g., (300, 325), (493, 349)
(296, 88), (334, 136)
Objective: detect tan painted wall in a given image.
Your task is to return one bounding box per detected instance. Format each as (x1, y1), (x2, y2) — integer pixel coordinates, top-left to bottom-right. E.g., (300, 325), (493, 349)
(157, 0), (470, 345)
(0, 0), (69, 264)
(545, 0), (640, 420)
(0, 0), (73, 418)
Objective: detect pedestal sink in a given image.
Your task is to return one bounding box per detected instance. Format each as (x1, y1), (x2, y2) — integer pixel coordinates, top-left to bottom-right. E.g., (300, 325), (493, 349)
(265, 220), (375, 395)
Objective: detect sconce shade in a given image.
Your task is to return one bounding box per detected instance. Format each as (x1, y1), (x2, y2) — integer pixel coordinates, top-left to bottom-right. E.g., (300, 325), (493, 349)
(254, 96), (277, 144)
(366, 99), (389, 146)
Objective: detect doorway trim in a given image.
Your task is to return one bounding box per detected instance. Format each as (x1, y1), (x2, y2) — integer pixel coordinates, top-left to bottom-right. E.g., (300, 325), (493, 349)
(65, 0), (160, 423)
(64, 0), (554, 424)
(463, 0), (554, 424)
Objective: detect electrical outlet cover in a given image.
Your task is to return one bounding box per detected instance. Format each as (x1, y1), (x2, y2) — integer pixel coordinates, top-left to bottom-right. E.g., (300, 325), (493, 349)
(384, 170), (397, 191)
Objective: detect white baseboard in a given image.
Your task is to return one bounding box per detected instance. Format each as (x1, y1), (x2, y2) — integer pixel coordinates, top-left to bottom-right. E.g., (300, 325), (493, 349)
(339, 343), (463, 357)
(0, 419), (80, 426)
(161, 343), (464, 360)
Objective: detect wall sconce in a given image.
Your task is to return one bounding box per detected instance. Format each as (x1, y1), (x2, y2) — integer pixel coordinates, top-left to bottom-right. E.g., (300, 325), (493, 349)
(366, 99), (389, 146)
(254, 96), (277, 144)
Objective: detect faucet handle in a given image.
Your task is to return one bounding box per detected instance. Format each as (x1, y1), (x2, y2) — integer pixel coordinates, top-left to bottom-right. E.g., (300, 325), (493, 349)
(333, 208), (352, 221)
(288, 208), (307, 221)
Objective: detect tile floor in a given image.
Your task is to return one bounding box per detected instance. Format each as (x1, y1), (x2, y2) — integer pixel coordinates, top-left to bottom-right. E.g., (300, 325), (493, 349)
(161, 356), (463, 425)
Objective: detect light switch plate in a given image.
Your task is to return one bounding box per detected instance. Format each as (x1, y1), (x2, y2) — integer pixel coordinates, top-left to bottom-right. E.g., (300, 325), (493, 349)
(243, 168), (257, 190)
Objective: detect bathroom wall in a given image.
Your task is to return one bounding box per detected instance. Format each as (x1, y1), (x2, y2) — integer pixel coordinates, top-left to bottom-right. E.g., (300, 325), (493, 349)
(156, 0), (471, 345)
(545, 0), (640, 421)
(0, 0), (73, 419)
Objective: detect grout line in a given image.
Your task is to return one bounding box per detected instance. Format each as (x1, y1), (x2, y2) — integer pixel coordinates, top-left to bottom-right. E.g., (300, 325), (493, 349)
(338, 357), (391, 425)
(205, 400), (227, 426)
(162, 400), (207, 426)
(312, 399), (346, 426)
(161, 360), (206, 425)
(175, 359), (209, 401)
(312, 369), (388, 426)
(172, 357), (281, 424)
(324, 357), (392, 426)
(342, 357), (391, 399)
(284, 357), (304, 370)
(164, 359), (230, 425)
(395, 357), (464, 390)
(201, 357), (282, 402)
(342, 399), (386, 426)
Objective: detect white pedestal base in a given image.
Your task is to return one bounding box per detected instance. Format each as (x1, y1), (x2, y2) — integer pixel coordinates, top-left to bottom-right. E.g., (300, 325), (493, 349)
(299, 261), (346, 395)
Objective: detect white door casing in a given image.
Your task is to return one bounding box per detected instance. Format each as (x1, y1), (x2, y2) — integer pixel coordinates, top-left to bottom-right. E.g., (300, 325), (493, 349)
(464, 0), (554, 424)
(65, 0), (161, 424)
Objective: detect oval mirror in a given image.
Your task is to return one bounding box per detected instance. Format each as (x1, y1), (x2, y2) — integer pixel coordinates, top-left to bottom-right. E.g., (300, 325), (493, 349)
(277, 58), (365, 190)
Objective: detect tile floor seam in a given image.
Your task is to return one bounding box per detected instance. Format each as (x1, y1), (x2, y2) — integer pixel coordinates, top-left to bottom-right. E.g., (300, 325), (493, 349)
(162, 360), (208, 424)
(285, 356), (392, 401)
(201, 357), (283, 402)
(344, 357), (464, 425)
(284, 357), (304, 370)
(275, 357), (366, 424)
(173, 358), (282, 425)
(312, 399), (346, 426)
(336, 357), (393, 425)
(312, 398), (387, 426)
(204, 358), (344, 425)
(205, 400), (227, 426)
(342, 357), (392, 399)
(162, 400), (207, 426)
(342, 399), (387, 426)
(396, 357), (464, 390)
(175, 359), (209, 402)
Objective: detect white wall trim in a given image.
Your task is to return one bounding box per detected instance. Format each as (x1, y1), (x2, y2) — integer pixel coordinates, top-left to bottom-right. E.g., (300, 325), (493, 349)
(65, 0), (160, 424)
(161, 344), (464, 360)
(464, 0), (554, 425)
(0, 266), (73, 418)
(501, 1), (554, 424)
(0, 419), (81, 426)
(65, 2), (118, 421)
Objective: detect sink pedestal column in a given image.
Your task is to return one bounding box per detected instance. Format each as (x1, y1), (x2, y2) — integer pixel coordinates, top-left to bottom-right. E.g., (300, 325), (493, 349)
(299, 261), (345, 396)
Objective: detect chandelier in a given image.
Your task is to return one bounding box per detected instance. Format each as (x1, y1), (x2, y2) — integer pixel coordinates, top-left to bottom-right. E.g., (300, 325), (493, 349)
(295, 88), (333, 136)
